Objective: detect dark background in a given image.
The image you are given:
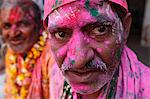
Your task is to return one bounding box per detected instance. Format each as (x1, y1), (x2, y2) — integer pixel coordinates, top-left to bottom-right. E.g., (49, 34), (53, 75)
(127, 0), (149, 65)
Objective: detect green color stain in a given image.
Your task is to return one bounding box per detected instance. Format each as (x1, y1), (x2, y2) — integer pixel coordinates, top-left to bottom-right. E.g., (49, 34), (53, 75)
(55, 0), (58, 5)
(90, 8), (99, 17)
(85, 0), (99, 17)
(52, 5), (55, 9)
(59, 0), (62, 5)
(85, 0), (90, 9)
(52, 0), (62, 9)
(137, 55), (142, 61)
(116, 48), (121, 60)
(71, 60), (75, 64)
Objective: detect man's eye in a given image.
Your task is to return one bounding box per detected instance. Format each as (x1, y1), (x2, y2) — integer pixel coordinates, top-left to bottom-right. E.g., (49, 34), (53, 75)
(55, 31), (66, 40)
(51, 28), (72, 41)
(91, 25), (110, 35)
(3, 23), (11, 29)
(17, 21), (30, 27)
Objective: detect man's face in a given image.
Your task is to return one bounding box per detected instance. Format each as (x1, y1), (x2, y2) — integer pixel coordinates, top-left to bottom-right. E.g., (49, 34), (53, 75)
(48, 2), (124, 94)
(0, 6), (37, 54)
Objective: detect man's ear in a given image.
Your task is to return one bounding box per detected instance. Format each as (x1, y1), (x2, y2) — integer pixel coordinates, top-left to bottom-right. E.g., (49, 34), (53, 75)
(122, 12), (132, 42)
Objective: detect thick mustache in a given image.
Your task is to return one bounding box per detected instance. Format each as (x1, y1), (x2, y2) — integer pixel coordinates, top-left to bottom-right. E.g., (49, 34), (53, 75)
(61, 56), (107, 72)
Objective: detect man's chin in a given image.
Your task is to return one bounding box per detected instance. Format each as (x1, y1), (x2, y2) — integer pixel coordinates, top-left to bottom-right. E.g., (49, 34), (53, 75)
(68, 81), (102, 95)
(64, 70), (111, 94)
(9, 44), (30, 54)
(11, 48), (25, 54)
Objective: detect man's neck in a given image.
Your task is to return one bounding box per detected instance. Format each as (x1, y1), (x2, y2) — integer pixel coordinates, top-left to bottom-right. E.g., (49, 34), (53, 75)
(80, 90), (100, 99)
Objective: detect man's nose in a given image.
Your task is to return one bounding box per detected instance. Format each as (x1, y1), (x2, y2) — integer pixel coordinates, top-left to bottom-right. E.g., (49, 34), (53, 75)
(10, 25), (18, 37)
(66, 30), (94, 69)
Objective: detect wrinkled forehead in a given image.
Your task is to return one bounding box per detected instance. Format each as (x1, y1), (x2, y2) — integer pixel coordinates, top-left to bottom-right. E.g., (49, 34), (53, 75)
(44, 0), (128, 28)
(0, 1), (36, 18)
(0, 6), (22, 20)
(45, 0), (107, 18)
(48, 2), (119, 28)
(49, 1), (116, 17)
(0, 6), (33, 24)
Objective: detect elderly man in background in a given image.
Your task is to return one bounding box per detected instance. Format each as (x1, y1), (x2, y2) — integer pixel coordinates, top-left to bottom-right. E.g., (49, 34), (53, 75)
(0, 0), (54, 98)
(44, 0), (150, 99)
(0, 0), (5, 72)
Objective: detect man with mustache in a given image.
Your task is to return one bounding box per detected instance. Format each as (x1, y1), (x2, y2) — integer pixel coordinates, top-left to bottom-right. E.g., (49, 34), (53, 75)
(44, 0), (150, 99)
(0, 0), (54, 98)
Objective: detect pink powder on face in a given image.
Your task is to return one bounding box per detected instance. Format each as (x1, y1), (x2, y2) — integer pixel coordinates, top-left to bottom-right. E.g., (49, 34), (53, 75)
(83, 37), (90, 43)
(57, 46), (68, 58)
(44, 0), (128, 28)
(48, 6), (80, 28)
(72, 84), (92, 93)
(11, 25), (17, 31)
(48, 10), (63, 28)
(97, 48), (103, 53)
(48, 2), (124, 95)
(9, 6), (23, 24)
(48, 5), (97, 29)
(67, 47), (76, 58)
(66, 32), (87, 62)
(104, 41), (111, 45)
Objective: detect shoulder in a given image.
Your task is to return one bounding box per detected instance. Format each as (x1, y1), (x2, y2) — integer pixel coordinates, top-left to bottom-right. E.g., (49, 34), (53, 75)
(136, 62), (150, 96)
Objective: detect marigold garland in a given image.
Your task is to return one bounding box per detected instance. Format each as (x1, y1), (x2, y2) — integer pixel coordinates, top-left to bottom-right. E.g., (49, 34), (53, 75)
(5, 31), (48, 99)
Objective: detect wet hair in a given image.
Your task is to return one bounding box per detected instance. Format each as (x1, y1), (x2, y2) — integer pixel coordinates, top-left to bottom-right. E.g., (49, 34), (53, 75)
(0, 0), (42, 29)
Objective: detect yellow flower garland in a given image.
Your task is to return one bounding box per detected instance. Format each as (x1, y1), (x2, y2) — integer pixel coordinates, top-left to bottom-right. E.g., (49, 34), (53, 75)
(6, 31), (48, 99)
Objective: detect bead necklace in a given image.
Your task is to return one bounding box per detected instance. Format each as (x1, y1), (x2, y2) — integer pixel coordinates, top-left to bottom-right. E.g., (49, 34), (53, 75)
(6, 31), (48, 99)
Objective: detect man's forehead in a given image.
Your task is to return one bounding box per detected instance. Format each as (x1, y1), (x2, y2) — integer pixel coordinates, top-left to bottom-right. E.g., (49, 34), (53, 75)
(47, 3), (117, 30)
(1, 6), (33, 24)
(44, 0), (128, 27)
(45, 0), (104, 19)
(8, 6), (23, 24)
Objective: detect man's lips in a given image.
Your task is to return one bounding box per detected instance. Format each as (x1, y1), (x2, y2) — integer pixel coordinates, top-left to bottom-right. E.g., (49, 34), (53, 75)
(10, 39), (23, 45)
(70, 70), (92, 76)
(9, 37), (24, 45)
(65, 69), (97, 83)
(69, 69), (96, 75)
